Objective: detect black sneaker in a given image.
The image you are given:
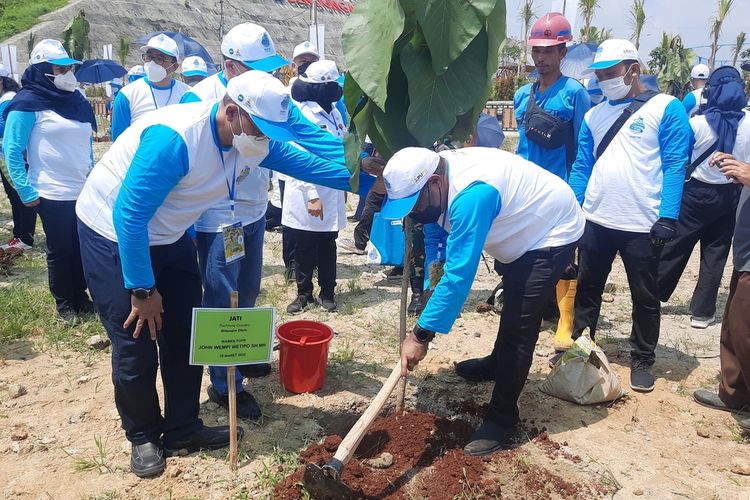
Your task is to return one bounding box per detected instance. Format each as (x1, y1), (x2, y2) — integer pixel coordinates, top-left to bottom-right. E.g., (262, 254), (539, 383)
(630, 360), (655, 392)
(407, 293), (424, 316)
(207, 385), (262, 420)
(75, 298), (96, 317)
(384, 266), (403, 281)
(164, 425), (244, 457)
(59, 307), (81, 326)
(238, 363), (272, 378)
(130, 441), (165, 477)
(287, 294), (314, 314)
(455, 356), (495, 382)
(319, 294), (337, 312)
(464, 420), (522, 456)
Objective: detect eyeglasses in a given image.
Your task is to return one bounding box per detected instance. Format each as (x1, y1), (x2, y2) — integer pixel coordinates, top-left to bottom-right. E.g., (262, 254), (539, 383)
(142, 53), (174, 65)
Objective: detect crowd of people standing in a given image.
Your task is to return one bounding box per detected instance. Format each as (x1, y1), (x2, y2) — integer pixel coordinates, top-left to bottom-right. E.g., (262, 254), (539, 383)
(0, 10), (748, 478)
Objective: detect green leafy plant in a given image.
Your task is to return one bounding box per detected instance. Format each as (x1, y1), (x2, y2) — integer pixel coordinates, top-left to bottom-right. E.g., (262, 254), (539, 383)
(708, 0), (734, 70)
(648, 33), (696, 98)
(628, 0), (646, 50)
(732, 32), (746, 67)
(116, 37), (130, 67)
(341, 0), (506, 176)
(61, 9), (91, 61)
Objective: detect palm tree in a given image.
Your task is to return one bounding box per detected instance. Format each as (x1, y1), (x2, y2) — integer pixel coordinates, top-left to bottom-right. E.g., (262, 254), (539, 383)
(732, 32), (746, 67)
(581, 26), (612, 45)
(116, 37), (130, 67)
(26, 32), (37, 59)
(518, 0), (536, 68)
(578, 0), (601, 43)
(708, 0), (735, 71)
(628, 0), (646, 50)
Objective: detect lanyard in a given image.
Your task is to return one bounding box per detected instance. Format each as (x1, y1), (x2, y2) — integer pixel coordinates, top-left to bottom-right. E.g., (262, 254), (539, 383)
(319, 110), (340, 134)
(217, 147), (238, 220)
(148, 83), (174, 110)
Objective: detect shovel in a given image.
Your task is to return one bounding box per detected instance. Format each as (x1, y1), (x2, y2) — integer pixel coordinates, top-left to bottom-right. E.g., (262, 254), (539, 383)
(303, 361), (403, 499)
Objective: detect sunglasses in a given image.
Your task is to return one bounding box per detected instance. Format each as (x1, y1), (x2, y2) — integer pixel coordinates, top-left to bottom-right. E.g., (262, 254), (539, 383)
(142, 53), (174, 65)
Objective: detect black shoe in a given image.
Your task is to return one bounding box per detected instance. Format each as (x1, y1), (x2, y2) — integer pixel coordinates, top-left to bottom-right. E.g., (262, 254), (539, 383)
(238, 363), (272, 378)
(407, 293), (424, 316)
(164, 425), (244, 457)
(130, 441), (165, 477)
(207, 385), (262, 420)
(693, 389), (750, 416)
(548, 352), (564, 369)
(59, 307), (81, 326)
(384, 266), (403, 281)
(287, 294), (314, 314)
(455, 356), (495, 382)
(630, 360), (655, 392)
(75, 298), (96, 316)
(464, 420), (522, 456)
(319, 294), (337, 312)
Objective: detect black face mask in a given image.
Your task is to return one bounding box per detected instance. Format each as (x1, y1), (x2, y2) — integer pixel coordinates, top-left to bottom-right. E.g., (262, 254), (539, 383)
(410, 185), (442, 224)
(297, 61), (313, 75)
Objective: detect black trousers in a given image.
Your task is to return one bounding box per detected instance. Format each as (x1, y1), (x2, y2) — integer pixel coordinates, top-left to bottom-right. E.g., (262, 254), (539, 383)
(573, 221), (661, 363)
(353, 190), (385, 250)
(78, 220), (204, 445)
(0, 168), (37, 246)
(37, 199), (88, 313)
(266, 179), (285, 231)
(289, 227), (338, 299)
(487, 242), (577, 427)
(659, 179), (741, 318)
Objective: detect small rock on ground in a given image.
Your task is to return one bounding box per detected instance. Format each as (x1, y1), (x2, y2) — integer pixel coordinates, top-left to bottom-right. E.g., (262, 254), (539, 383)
(87, 335), (111, 350)
(365, 452), (394, 469)
(730, 458), (750, 476)
(7, 384), (27, 399)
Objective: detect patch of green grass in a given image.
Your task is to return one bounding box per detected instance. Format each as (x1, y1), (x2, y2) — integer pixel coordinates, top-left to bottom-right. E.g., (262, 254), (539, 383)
(0, 0), (69, 40)
(330, 340), (355, 364)
(728, 424), (750, 444)
(84, 491), (119, 500)
(70, 436), (113, 474)
(254, 445), (303, 495)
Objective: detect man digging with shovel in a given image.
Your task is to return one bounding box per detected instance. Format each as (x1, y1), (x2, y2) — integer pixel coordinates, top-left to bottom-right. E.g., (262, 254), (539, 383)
(383, 147), (585, 455)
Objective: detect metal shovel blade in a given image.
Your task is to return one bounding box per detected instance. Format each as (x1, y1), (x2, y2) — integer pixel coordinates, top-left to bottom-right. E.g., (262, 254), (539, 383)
(303, 462), (355, 500)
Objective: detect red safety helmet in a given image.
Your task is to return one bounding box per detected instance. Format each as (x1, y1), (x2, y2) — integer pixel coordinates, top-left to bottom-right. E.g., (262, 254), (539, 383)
(528, 12), (573, 47)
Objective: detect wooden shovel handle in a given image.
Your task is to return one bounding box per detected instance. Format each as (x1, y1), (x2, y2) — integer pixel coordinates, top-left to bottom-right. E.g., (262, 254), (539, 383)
(331, 362), (403, 465)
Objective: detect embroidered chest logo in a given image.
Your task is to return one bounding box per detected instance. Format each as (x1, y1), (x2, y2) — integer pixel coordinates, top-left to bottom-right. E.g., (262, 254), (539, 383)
(629, 116), (646, 134)
(237, 165), (254, 183)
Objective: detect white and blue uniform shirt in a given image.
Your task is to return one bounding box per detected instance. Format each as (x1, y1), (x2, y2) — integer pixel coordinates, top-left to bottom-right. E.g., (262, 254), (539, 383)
(514, 76), (590, 180)
(682, 88), (705, 118)
(111, 77), (190, 140)
(4, 109), (93, 203)
(0, 91), (17, 140)
(180, 71), (269, 232)
(417, 148), (585, 334)
(689, 110), (750, 184)
(569, 93), (691, 233)
(282, 100), (347, 232)
(76, 100), (354, 290)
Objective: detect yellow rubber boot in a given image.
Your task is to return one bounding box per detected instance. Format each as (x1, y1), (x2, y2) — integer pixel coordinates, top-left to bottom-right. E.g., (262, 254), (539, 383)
(553, 279), (577, 352)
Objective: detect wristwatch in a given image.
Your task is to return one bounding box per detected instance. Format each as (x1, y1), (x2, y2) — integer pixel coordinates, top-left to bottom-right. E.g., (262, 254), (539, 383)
(130, 287), (155, 300)
(413, 325), (435, 344)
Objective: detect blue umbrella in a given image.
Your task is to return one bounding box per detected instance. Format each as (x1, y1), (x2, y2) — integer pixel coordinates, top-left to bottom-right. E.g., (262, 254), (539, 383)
(75, 58), (127, 84)
(561, 43), (599, 80)
(136, 31), (217, 73)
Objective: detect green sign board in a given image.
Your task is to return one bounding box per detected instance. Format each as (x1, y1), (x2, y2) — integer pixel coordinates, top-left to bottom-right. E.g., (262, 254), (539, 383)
(190, 308), (276, 366)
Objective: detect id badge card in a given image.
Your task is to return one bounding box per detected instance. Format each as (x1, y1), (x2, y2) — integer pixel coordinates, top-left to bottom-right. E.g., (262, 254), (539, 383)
(222, 221), (245, 264)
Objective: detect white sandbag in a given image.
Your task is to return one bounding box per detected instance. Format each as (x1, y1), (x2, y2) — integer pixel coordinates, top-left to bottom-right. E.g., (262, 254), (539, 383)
(540, 334), (624, 405)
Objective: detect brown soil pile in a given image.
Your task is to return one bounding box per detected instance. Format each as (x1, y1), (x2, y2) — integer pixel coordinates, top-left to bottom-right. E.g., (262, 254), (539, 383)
(273, 411), (608, 499)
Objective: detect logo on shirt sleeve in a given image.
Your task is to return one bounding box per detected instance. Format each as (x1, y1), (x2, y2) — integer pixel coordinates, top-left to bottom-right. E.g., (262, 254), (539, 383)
(629, 116), (645, 134)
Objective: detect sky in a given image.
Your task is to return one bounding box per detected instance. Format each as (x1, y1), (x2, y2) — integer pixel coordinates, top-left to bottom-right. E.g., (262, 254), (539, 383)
(504, 0), (750, 65)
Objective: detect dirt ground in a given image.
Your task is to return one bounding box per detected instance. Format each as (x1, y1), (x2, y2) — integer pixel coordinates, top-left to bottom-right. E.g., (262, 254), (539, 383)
(2, 186), (750, 498)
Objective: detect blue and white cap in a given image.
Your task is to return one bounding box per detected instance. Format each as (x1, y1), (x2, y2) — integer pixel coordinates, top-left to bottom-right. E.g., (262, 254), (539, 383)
(226, 70), (295, 142)
(292, 41), (319, 61)
(29, 39), (80, 66)
(140, 34), (180, 61)
(586, 39), (639, 72)
(380, 148), (441, 220)
(221, 23), (289, 72)
(182, 55), (208, 77)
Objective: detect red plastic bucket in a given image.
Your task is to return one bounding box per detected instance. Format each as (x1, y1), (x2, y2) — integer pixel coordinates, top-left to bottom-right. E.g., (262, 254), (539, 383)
(276, 320), (334, 393)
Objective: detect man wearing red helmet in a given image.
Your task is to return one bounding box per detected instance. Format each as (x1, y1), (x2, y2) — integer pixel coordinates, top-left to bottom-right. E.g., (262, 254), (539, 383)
(513, 12), (590, 353)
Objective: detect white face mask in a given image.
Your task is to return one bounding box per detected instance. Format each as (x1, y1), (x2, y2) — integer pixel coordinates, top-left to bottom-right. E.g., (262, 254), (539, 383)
(598, 65), (635, 101)
(52, 71), (77, 92)
(144, 61), (168, 82)
(231, 115), (270, 157)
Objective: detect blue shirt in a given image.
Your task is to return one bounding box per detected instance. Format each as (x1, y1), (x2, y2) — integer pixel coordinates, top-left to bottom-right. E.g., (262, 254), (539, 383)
(514, 76), (590, 180)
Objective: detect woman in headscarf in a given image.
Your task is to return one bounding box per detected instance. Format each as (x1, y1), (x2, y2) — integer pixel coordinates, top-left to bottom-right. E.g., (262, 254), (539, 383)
(659, 66), (749, 329)
(3, 39), (96, 324)
(0, 64), (37, 252)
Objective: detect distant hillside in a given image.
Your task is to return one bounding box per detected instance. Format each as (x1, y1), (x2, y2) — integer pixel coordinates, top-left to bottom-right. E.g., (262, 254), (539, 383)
(0, 0), (351, 70)
(0, 0), (68, 40)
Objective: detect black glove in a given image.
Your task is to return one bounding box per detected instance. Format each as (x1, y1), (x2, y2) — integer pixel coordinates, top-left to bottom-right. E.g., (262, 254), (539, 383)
(650, 217), (677, 246)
